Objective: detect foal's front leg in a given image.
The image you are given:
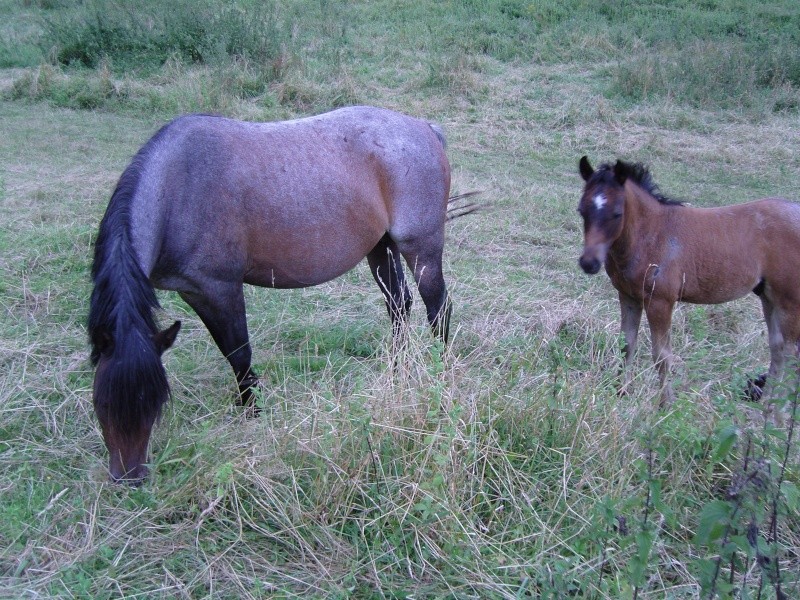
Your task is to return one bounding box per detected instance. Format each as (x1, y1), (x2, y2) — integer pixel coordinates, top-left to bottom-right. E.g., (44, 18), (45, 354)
(645, 298), (675, 407)
(618, 291), (643, 395)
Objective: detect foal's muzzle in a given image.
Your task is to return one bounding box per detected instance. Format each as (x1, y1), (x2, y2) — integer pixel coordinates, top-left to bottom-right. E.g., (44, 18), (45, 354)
(579, 255), (602, 275)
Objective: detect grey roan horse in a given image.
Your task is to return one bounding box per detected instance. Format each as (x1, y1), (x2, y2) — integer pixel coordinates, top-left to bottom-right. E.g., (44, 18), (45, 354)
(89, 106), (475, 483)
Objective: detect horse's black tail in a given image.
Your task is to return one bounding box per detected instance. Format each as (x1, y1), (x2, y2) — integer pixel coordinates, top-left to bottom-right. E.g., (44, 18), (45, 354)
(446, 191), (484, 221)
(88, 155), (170, 437)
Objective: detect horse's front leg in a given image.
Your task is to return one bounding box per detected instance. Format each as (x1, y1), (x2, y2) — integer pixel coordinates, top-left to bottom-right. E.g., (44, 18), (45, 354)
(618, 291), (643, 395)
(645, 298), (675, 408)
(178, 286), (259, 408)
(398, 240), (451, 344)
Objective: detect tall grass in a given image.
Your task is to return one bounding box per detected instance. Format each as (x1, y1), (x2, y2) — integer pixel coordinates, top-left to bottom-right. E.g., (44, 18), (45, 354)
(0, 0), (799, 597)
(3, 0), (799, 115)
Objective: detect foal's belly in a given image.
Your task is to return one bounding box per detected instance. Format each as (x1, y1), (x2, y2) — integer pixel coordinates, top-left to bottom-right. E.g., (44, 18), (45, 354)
(661, 265), (761, 305)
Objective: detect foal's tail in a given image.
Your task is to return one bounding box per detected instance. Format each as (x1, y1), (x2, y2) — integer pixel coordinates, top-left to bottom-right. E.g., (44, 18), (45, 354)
(446, 191), (484, 221)
(88, 153), (170, 436)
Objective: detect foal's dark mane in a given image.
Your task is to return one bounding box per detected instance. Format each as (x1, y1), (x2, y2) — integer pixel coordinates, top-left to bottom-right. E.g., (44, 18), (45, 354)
(594, 160), (685, 206)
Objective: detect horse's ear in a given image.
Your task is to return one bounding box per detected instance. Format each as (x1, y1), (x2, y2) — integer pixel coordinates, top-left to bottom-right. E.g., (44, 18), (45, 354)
(154, 321), (181, 354)
(613, 160), (629, 185)
(579, 156), (594, 181)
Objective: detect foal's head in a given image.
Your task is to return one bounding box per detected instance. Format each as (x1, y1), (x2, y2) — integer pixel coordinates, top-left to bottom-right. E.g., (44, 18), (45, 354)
(577, 156), (630, 274)
(577, 157), (683, 274)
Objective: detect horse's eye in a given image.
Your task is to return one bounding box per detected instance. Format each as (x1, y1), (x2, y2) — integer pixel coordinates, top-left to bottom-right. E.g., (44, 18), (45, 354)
(612, 212), (622, 219)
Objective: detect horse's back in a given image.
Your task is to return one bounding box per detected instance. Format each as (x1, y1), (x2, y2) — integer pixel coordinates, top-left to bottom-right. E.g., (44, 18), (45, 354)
(128, 107), (450, 289)
(723, 198), (800, 250)
(139, 107), (448, 218)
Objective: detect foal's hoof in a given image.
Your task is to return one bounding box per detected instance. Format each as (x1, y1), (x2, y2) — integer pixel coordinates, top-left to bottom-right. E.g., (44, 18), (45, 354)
(743, 374), (767, 403)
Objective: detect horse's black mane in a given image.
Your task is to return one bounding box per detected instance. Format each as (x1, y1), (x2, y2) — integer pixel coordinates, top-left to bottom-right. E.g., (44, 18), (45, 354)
(88, 119), (176, 435)
(594, 160), (685, 206)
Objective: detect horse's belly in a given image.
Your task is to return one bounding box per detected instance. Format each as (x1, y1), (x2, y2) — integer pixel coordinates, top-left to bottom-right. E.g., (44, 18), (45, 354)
(244, 237), (379, 289)
(243, 260), (360, 289)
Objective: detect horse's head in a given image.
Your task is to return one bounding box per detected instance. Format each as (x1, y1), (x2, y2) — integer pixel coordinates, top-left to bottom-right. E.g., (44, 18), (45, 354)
(92, 321), (181, 485)
(577, 156), (631, 275)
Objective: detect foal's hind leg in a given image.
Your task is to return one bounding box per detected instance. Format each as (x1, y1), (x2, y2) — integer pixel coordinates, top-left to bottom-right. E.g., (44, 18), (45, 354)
(178, 287), (259, 407)
(763, 296), (800, 423)
(748, 296), (784, 402)
(367, 233), (413, 348)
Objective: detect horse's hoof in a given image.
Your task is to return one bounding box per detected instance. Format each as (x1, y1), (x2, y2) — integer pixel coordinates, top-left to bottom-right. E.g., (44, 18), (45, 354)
(237, 379), (262, 417)
(743, 374), (767, 402)
(242, 403), (262, 419)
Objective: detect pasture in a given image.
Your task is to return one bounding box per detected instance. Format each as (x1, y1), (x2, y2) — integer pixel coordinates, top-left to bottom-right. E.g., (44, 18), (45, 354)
(1, 0), (799, 597)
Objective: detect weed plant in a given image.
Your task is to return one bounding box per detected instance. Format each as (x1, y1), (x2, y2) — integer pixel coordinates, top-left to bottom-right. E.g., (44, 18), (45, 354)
(0, 0), (798, 598)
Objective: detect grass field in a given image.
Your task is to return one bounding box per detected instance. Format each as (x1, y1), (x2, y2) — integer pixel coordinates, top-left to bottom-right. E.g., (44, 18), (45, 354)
(1, 0), (799, 597)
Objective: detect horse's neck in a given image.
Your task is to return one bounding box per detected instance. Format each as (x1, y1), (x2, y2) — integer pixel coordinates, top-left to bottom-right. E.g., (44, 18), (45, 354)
(610, 183), (666, 267)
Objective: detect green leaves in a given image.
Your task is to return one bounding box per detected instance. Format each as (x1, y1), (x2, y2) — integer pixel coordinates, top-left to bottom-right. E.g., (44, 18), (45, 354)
(696, 499), (733, 545)
(712, 423), (739, 463)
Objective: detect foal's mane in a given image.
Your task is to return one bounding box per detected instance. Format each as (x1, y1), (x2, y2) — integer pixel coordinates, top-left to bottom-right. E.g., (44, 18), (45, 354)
(595, 160), (685, 206)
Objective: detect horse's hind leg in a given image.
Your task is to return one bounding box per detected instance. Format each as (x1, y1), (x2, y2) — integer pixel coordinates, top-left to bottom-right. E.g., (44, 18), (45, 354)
(367, 234), (413, 348)
(397, 241), (451, 344)
(748, 296), (785, 402)
(178, 287), (259, 406)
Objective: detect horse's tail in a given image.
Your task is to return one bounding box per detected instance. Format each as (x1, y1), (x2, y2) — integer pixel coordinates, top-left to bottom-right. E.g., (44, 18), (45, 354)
(446, 191), (484, 221)
(425, 122), (483, 221)
(88, 145), (170, 437)
(429, 122), (447, 149)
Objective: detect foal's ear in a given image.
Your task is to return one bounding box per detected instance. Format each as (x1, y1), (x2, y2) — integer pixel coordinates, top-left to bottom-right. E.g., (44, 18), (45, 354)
(613, 160), (629, 185)
(154, 321), (181, 354)
(579, 156), (594, 181)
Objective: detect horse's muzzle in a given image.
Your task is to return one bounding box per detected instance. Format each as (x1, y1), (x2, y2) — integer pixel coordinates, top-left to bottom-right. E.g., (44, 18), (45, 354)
(110, 464), (149, 486)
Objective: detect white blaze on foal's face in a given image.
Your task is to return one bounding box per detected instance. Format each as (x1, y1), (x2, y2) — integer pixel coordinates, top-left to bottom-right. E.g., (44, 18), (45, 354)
(593, 193), (607, 212)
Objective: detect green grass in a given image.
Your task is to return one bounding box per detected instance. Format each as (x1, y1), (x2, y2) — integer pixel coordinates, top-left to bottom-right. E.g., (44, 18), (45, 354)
(1, 0), (799, 597)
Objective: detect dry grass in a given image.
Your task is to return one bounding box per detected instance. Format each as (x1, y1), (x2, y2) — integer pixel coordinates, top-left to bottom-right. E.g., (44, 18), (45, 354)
(2, 7), (800, 597)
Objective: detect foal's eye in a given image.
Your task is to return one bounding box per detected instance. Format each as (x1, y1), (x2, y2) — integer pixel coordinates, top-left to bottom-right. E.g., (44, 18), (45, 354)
(611, 212), (622, 219)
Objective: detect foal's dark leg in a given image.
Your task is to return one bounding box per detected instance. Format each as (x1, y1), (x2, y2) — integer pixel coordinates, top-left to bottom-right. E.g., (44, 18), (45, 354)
(367, 233), (413, 348)
(618, 291), (643, 396)
(178, 288), (259, 406)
